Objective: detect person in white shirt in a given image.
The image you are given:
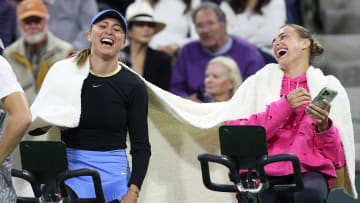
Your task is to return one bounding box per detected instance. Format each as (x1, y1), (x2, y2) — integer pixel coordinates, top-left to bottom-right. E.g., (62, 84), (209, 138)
(0, 54), (32, 202)
(220, 0), (286, 61)
(137, 0), (201, 56)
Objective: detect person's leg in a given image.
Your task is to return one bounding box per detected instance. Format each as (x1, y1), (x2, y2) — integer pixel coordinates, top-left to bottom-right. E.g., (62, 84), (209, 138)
(293, 172), (329, 203)
(259, 175), (294, 203)
(258, 189), (278, 203)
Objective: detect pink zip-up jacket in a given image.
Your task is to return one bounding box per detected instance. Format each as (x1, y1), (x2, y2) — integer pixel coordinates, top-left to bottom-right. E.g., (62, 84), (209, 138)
(226, 74), (345, 187)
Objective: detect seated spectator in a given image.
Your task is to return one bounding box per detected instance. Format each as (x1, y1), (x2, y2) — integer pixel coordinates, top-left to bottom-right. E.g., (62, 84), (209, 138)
(122, 1), (172, 90)
(0, 0), (16, 54)
(170, 2), (264, 102)
(43, 0), (98, 50)
(220, 0), (287, 63)
(137, 0), (201, 56)
(3, 0), (73, 105)
(204, 56), (242, 102)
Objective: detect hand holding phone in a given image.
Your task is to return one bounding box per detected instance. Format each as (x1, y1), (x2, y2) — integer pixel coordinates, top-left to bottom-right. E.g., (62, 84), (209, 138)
(312, 87), (338, 108)
(305, 87), (337, 114)
(305, 87), (337, 131)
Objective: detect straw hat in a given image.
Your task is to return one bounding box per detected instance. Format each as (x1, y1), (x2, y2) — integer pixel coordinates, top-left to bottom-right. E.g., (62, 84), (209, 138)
(125, 1), (165, 35)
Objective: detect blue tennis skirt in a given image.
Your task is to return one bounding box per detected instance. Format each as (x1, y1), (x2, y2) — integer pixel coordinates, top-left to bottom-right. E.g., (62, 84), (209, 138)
(65, 148), (130, 202)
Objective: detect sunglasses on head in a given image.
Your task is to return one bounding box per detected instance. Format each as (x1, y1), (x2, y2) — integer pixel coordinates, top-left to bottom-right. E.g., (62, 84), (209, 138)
(133, 21), (156, 28)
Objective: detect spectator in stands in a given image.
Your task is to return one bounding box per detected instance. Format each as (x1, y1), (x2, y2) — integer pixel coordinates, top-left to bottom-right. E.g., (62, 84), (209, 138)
(3, 0), (73, 105)
(43, 0), (98, 50)
(96, 0), (134, 14)
(0, 54), (32, 203)
(220, 0), (287, 64)
(170, 2), (264, 102)
(137, 0), (201, 56)
(204, 56), (242, 102)
(0, 0), (16, 54)
(122, 1), (172, 90)
(285, 0), (303, 25)
(202, 0), (222, 5)
(226, 24), (349, 203)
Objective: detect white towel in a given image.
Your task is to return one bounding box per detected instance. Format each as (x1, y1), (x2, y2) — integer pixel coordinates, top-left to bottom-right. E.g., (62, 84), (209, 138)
(29, 57), (357, 199)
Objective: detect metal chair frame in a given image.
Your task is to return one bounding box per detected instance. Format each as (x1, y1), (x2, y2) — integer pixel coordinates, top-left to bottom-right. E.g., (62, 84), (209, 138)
(198, 125), (304, 203)
(12, 140), (106, 203)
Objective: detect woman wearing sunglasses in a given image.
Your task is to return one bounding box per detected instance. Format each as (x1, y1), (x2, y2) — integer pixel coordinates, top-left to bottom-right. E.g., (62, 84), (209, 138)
(121, 1), (172, 91)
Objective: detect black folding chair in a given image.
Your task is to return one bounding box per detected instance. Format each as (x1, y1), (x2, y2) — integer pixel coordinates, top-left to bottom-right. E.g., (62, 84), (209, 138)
(198, 125), (304, 203)
(12, 141), (106, 203)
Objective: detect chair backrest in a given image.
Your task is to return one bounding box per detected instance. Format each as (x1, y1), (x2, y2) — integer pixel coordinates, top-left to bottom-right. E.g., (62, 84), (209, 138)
(20, 141), (68, 184)
(219, 125), (267, 169)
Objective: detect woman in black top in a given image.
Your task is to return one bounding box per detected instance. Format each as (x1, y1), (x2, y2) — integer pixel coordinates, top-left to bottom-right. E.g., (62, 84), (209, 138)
(60, 9), (150, 203)
(121, 1), (172, 91)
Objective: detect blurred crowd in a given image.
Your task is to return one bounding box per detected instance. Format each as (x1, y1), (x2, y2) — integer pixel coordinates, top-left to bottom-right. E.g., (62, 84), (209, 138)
(1, 1), (359, 202)
(0, 0), (303, 105)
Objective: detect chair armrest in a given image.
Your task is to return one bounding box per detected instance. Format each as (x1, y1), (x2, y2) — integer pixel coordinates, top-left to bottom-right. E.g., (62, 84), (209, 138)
(11, 168), (42, 198)
(57, 168), (106, 203)
(198, 153), (238, 192)
(257, 153), (304, 192)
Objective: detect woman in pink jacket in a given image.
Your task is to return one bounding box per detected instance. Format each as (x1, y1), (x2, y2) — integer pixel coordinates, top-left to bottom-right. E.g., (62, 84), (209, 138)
(226, 24), (346, 203)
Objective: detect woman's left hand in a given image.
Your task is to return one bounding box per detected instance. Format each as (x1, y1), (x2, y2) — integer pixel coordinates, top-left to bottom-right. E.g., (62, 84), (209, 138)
(306, 99), (331, 132)
(120, 185), (139, 203)
(120, 192), (137, 203)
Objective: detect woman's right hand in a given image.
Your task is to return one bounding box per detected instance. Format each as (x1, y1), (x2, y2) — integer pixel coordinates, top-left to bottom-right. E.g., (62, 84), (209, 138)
(286, 87), (311, 108)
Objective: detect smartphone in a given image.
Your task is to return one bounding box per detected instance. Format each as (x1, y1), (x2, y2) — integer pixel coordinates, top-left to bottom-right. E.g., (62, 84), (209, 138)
(309, 87), (338, 109)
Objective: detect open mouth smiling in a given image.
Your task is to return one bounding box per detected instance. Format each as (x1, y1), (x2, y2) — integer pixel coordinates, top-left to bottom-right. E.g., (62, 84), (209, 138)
(100, 38), (114, 47)
(276, 48), (288, 58)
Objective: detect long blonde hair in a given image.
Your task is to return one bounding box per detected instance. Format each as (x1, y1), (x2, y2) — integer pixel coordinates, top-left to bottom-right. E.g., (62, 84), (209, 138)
(73, 48), (91, 67)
